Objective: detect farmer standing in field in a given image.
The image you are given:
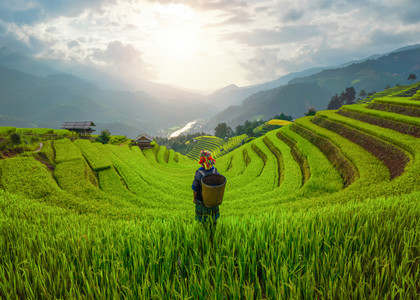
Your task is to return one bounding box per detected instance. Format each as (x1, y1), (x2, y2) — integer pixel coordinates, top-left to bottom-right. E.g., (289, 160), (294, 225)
(192, 150), (220, 230)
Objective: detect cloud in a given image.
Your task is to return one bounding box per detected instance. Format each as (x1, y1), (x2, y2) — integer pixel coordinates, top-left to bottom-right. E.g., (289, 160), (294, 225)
(88, 41), (157, 79)
(227, 25), (320, 46)
(0, 0), (419, 91)
(205, 11), (254, 27)
(369, 29), (420, 46)
(282, 8), (304, 22)
(240, 48), (282, 81)
(0, 0), (118, 25)
(394, 0), (420, 24)
(156, 0), (250, 12)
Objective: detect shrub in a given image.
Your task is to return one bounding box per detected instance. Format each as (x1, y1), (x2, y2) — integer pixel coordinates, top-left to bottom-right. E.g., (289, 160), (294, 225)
(10, 133), (21, 145)
(96, 129), (111, 144)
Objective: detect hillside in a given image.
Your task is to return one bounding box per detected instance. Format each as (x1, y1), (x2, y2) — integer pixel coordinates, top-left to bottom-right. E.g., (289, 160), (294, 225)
(0, 65), (211, 137)
(207, 47), (420, 129)
(289, 47), (420, 93)
(185, 135), (247, 160)
(203, 45), (420, 110)
(1, 82), (419, 298)
(204, 66), (326, 109)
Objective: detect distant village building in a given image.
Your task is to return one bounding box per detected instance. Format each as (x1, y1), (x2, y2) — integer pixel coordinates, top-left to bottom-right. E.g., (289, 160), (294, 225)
(60, 121), (96, 136)
(134, 133), (153, 149)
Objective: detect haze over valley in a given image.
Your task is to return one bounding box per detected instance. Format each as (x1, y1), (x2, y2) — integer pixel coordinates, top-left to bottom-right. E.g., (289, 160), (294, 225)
(0, 0), (419, 136)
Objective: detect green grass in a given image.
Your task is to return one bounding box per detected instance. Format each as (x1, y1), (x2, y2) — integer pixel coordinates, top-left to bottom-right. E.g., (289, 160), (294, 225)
(293, 116), (390, 189)
(371, 97), (420, 108)
(360, 82), (420, 103)
(0, 127), (15, 135)
(35, 140), (55, 165)
(280, 125), (343, 195)
(0, 189), (418, 299)
(186, 135), (247, 160)
(0, 126), (70, 136)
(341, 104), (420, 127)
(1, 85), (420, 298)
(54, 139), (84, 164)
(74, 139), (112, 171)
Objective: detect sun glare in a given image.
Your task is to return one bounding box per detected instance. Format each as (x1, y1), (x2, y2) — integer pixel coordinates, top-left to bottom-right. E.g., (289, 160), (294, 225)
(157, 3), (194, 21)
(150, 4), (201, 61)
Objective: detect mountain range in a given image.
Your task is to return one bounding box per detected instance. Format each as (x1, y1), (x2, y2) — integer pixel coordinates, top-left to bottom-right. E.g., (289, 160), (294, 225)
(204, 46), (420, 130)
(0, 45), (419, 137)
(0, 63), (212, 137)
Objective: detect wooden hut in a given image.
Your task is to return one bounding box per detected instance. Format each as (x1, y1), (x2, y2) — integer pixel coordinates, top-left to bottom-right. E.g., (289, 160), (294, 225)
(134, 133), (153, 149)
(60, 121), (96, 136)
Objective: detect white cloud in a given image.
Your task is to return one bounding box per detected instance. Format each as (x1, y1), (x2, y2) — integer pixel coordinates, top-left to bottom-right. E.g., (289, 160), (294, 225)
(0, 0), (419, 91)
(88, 41), (156, 78)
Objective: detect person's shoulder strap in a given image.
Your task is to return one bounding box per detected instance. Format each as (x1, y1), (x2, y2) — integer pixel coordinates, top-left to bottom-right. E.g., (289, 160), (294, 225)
(198, 170), (205, 177)
(212, 168), (216, 174)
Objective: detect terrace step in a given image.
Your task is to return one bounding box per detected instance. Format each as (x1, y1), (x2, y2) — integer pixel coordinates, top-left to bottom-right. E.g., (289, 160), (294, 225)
(313, 112), (410, 179)
(222, 130), (302, 210)
(367, 97), (420, 117)
(279, 125), (343, 195)
(74, 140), (112, 171)
(251, 142), (267, 177)
(339, 104), (420, 137)
(218, 147), (247, 177)
(0, 157), (141, 218)
(225, 139), (278, 200)
(264, 129), (302, 192)
(291, 120), (358, 187)
(263, 136), (284, 187)
(276, 130), (310, 186)
(292, 116), (391, 190)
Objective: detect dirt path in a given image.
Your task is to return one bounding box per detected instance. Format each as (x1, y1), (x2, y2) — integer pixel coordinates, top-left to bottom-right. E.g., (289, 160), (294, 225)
(35, 142), (43, 152)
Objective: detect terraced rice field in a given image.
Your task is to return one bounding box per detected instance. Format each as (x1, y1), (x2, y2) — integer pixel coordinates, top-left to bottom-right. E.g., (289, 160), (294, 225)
(186, 135), (247, 160)
(0, 88), (419, 298)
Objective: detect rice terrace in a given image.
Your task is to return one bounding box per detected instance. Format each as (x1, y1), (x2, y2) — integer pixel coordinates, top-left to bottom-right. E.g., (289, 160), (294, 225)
(0, 83), (419, 299)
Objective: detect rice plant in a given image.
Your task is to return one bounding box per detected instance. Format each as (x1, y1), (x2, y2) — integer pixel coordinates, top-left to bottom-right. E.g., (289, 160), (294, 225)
(0, 90), (419, 298)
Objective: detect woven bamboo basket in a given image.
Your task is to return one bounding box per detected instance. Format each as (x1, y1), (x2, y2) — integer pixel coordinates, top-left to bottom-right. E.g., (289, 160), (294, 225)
(201, 174), (226, 208)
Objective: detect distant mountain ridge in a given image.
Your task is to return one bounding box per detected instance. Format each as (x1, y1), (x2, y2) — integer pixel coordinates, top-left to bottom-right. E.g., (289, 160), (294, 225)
(0, 65), (212, 137)
(0, 47), (205, 105)
(1, 44), (420, 137)
(204, 67), (326, 109)
(205, 44), (420, 111)
(205, 46), (420, 130)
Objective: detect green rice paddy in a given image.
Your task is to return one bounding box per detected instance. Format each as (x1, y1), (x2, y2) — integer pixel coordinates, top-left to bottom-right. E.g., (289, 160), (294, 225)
(0, 87), (419, 298)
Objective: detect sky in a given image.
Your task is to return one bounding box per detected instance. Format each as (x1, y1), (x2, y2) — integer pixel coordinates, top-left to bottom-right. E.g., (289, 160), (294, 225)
(0, 0), (420, 93)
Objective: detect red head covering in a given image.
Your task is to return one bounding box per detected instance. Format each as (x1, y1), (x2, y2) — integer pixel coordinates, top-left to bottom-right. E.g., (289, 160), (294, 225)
(199, 150), (215, 170)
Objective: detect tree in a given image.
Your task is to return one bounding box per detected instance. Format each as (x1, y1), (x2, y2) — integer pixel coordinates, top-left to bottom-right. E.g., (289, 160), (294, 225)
(226, 126), (234, 138)
(327, 94), (341, 110)
(273, 112), (293, 121)
(97, 129), (111, 144)
(327, 87), (356, 110)
(214, 122), (230, 138)
(343, 87), (356, 105)
(245, 126), (253, 136)
(304, 107), (317, 116)
(408, 73), (417, 84)
(359, 89), (366, 99)
(235, 124), (245, 136)
(10, 133), (21, 145)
